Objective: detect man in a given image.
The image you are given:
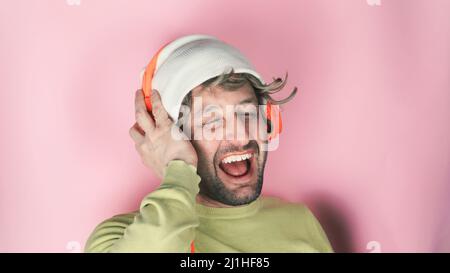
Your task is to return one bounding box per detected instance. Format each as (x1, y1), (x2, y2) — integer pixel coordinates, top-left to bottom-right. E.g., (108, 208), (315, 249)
(85, 34), (333, 252)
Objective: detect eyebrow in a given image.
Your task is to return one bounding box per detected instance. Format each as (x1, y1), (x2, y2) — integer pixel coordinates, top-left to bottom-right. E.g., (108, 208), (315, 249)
(193, 96), (258, 116)
(239, 96), (258, 105)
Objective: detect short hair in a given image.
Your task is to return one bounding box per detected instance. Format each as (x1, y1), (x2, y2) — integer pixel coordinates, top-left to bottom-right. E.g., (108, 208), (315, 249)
(180, 68), (298, 111)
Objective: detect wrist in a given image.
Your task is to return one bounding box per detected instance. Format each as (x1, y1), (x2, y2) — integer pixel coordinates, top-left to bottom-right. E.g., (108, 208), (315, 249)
(182, 158), (197, 168)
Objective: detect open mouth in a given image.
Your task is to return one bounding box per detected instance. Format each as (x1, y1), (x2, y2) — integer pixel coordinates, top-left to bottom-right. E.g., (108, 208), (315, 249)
(218, 152), (253, 178)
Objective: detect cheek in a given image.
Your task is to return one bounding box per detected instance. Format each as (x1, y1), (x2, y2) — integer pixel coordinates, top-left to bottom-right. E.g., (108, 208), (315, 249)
(257, 145), (268, 165)
(192, 140), (220, 163)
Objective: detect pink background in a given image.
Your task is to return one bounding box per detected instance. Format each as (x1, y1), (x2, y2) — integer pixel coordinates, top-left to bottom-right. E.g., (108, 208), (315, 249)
(1, 0), (449, 252)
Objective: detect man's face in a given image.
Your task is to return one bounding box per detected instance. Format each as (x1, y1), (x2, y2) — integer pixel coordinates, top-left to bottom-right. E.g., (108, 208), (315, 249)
(187, 82), (268, 206)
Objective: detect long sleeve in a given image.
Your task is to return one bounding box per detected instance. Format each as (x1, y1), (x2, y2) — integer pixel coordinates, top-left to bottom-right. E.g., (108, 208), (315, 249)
(84, 160), (201, 253)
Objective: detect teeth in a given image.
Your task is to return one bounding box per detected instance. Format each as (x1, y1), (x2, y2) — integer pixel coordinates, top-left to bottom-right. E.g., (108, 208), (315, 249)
(221, 153), (252, 164)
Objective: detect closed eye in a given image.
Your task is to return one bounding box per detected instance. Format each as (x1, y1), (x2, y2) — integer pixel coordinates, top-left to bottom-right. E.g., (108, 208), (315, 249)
(203, 118), (222, 126)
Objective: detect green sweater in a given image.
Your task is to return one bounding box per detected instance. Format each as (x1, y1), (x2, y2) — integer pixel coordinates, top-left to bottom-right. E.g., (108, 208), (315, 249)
(85, 160), (333, 253)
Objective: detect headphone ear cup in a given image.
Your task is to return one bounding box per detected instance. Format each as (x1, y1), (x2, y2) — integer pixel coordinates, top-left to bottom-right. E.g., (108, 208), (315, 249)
(265, 104), (273, 133)
(142, 70), (153, 112)
(265, 102), (282, 140)
(141, 41), (171, 118)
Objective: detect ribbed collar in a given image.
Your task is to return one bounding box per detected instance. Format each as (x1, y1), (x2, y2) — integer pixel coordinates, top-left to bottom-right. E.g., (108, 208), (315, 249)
(195, 196), (262, 219)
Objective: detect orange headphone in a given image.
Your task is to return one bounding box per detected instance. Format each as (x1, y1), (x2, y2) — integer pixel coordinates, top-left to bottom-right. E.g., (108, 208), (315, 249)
(140, 41), (282, 140)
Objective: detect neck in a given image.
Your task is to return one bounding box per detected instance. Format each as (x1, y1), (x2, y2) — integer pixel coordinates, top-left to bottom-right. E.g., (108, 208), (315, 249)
(196, 194), (234, 208)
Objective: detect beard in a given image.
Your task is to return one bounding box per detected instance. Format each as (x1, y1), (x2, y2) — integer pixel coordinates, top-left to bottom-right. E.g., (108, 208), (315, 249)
(195, 140), (267, 206)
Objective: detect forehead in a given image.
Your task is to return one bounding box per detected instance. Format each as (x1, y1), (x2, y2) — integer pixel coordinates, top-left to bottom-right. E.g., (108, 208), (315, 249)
(191, 81), (258, 106)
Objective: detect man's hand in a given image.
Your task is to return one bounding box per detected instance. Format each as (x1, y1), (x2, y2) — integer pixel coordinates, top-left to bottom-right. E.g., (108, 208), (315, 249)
(129, 89), (198, 179)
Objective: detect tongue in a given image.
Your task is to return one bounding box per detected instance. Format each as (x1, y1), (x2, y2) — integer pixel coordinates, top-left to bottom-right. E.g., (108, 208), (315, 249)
(220, 160), (249, 177)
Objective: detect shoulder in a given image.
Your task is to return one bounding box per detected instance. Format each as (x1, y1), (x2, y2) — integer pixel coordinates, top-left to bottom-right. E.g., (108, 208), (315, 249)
(259, 195), (333, 252)
(259, 195), (311, 216)
(259, 195), (321, 226)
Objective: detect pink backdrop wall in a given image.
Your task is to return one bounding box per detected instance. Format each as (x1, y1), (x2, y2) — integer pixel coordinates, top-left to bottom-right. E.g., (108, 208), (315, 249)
(1, 0), (449, 252)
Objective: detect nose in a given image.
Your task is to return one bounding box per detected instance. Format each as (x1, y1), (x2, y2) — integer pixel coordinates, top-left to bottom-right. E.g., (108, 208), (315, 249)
(222, 112), (254, 144)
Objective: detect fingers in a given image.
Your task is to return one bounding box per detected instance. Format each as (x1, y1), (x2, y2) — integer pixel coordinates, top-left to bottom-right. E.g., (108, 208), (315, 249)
(135, 89), (155, 133)
(151, 89), (172, 127)
(133, 88), (172, 142)
(129, 123), (145, 144)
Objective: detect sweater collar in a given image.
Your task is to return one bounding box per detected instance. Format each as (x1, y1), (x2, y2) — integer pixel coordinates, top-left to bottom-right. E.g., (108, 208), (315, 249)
(195, 196), (262, 219)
